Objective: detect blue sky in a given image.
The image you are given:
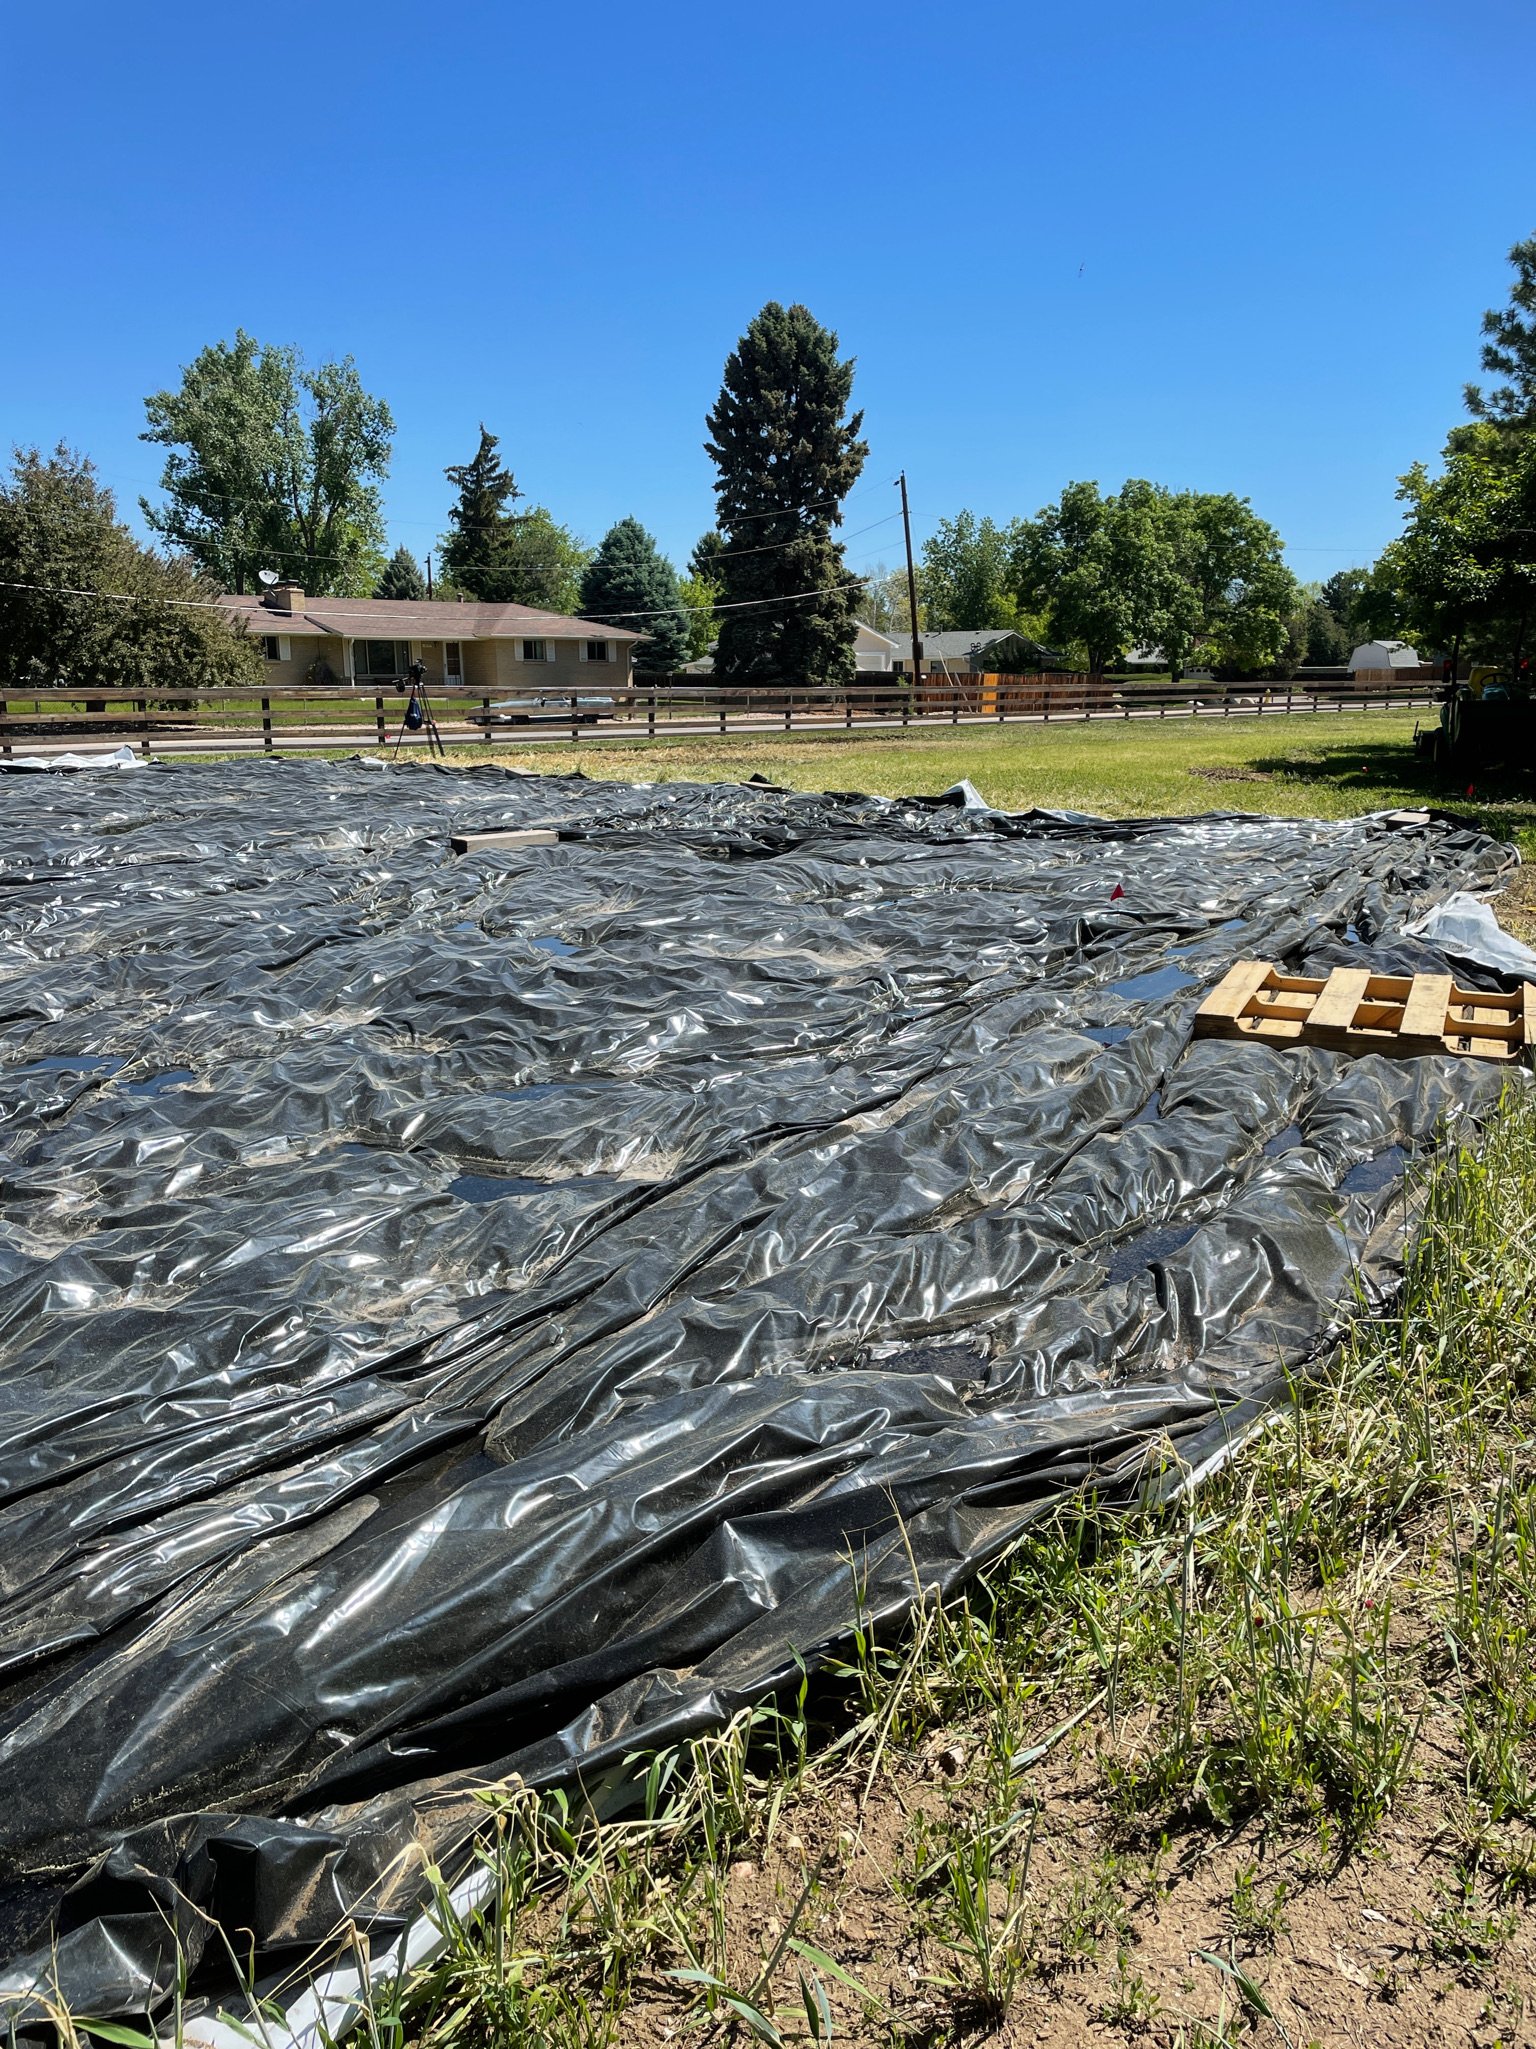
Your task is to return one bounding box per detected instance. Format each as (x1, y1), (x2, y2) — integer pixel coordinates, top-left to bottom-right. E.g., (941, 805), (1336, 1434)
(6, 0), (1535, 588)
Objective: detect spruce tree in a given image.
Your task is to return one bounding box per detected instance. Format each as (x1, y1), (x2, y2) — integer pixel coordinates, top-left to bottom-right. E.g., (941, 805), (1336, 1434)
(690, 529), (725, 580)
(578, 518), (689, 670)
(439, 426), (521, 598)
(704, 303), (868, 685)
(375, 545), (427, 600)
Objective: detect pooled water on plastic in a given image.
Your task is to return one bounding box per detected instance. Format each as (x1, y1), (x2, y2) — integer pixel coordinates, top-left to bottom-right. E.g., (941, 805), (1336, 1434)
(1102, 1219), (1200, 1284)
(1106, 964), (1200, 1002)
(449, 1172), (552, 1203)
(1338, 1145), (1408, 1197)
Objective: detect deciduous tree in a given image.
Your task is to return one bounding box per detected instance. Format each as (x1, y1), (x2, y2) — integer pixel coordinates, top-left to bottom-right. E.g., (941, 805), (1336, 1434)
(677, 573), (720, 659)
(1, 445), (262, 691)
(705, 302), (867, 685)
(1375, 428), (1536, 674)
(142, 331), (392, 596)
(1010, 482), (1141, 674)
(1011, 480), (1298, 679)
(919, 511), (1019, 630)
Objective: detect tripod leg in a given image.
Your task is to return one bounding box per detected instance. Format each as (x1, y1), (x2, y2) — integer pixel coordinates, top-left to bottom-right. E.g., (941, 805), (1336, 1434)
(422, 688), (446, 759)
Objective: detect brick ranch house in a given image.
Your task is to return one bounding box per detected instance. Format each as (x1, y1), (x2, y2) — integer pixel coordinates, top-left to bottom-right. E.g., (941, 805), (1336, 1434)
(217, 586), (644, 691)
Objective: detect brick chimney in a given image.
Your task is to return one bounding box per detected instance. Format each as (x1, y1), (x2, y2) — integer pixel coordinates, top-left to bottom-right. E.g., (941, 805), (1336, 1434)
(264, 583), (305, 612)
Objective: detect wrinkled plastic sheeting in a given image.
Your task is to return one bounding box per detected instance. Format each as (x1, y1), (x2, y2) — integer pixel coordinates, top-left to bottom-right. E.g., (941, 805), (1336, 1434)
(0, 742), (142, 776)
(1405, 887), (1536, 980)
(0, 759), (1520, 2017)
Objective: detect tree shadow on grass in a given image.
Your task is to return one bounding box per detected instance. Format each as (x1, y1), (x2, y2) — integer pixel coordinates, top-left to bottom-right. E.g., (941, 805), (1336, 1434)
(1246, 737), (1536, 842)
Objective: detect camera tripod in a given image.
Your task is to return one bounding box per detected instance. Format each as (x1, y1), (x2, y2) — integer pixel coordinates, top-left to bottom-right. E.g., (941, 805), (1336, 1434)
(392, 664), (446, 761)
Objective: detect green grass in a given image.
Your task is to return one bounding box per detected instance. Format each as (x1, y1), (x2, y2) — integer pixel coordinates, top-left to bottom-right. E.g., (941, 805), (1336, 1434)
(411, 710), (1536, 850)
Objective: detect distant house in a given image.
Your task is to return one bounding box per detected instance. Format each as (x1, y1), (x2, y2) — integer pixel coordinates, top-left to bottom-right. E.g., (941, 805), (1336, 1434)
(891, 628), (1062, 675)
(854, 621), (901, 671)
(678, 620), (901, 677)
(1348, 638), (1422, 674)
(1123, 645), (1214, 677)
(218, 586), (643, 690)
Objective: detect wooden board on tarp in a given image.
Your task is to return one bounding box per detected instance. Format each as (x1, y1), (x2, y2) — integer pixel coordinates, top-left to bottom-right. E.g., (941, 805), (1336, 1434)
(450, 828), (562, 855)
(1194, 960), (1536, 1063)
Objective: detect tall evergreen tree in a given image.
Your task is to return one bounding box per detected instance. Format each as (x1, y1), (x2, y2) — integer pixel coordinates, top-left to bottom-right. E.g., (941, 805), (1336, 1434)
(439, 426), (521, 598)
(375, 545), (427, 600)
(690, 529), (725, 581)
(578, 518), (689, 670)
(1462, 233), (1536, 449)
(438, 430), (588, 609)
(704, 303), (868, 684)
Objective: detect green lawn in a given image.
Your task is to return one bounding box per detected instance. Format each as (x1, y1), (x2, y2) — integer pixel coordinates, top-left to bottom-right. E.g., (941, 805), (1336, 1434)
(435, 708), (1536, 848)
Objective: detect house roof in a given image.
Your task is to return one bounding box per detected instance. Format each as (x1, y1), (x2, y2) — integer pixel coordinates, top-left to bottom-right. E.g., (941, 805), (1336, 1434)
(854, 620), (900, 648)
(919, 628), (1056, 660)
(1348, 639), (1421, 668)
(219, 596), (644, 642)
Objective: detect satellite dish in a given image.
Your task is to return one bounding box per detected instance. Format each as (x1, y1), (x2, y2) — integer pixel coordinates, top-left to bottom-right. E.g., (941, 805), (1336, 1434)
(257, 568), (279, 588)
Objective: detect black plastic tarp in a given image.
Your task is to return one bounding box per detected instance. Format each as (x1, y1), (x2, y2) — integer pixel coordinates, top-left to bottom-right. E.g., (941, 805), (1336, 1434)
(0, 758), (1520, 2016)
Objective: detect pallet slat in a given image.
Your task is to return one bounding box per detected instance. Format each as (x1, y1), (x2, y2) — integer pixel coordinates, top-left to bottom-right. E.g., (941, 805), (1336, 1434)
(1193, 961), (1532, 1064)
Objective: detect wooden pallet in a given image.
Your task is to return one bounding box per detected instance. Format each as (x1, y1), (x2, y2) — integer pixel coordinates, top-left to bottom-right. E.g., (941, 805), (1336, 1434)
(1195, 961), (1536, 1062)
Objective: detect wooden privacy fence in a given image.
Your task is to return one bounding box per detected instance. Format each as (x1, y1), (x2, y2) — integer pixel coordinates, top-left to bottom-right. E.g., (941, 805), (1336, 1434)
(0, 671), (1441, 759)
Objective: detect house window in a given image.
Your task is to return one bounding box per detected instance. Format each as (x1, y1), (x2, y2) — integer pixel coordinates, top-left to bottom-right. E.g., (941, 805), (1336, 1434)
(354, 639), (406, 679)
(519, 639), (546, 661)
(584, 639), (611, 663)
(260, 635), (289, 662)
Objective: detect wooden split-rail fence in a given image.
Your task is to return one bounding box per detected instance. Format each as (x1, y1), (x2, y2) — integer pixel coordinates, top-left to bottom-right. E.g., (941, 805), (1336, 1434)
(0, 671), (1440, 761)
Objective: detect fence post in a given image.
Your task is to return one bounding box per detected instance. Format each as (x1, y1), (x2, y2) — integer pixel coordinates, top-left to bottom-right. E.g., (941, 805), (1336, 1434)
(0, 700), (7, 759)
(570, 695), (579, 745)
(719, 695), (727, 735)
(901, 682), (910, 727)
(1043, 685), (1051, 723)
(374, 694), (385, 747)
(138, 698), (151, 760)
(845, 687), (853, 730)
(785, 691), (792, 733)
(261, 695), (272, 755)
(648, 688), (656, 740)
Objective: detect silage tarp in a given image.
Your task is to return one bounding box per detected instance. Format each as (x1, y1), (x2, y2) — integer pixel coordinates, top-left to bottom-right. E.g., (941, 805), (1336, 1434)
(0, 759), (1519, 2015)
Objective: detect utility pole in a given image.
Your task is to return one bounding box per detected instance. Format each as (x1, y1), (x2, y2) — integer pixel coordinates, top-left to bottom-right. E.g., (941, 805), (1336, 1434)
(425, 551), (434, 598)
(898, 473), (923, 682)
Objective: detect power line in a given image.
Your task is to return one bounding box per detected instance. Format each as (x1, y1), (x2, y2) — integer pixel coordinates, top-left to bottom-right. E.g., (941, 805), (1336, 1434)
(47, 484), (899, 579)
